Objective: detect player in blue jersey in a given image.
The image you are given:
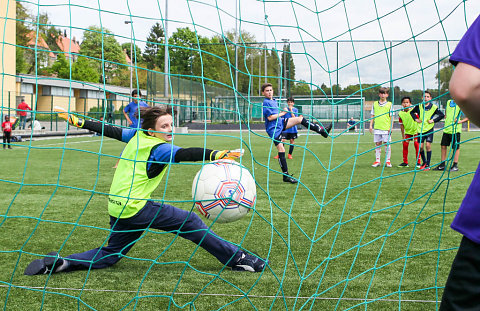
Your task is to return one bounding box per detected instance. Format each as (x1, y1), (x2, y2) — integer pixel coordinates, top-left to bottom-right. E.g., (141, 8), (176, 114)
(262, 83), (332, 184)
(123, 89), (149, 128)
(24, 106), (268, 275)
(440, 14), (480, 310)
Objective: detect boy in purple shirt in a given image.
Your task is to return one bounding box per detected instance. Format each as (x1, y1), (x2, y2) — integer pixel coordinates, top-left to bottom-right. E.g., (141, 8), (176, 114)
(440, 14), (480, 310)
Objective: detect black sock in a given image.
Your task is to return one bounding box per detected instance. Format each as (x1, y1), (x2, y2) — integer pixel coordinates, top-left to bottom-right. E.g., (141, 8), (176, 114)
(300, 117), (321, 134)
(289, 145), (294, 155)
(420, 149), (426, 164)
(426, 151), (432, 166)
(278, 152), (288, 174)
(453, 162), (458, 167)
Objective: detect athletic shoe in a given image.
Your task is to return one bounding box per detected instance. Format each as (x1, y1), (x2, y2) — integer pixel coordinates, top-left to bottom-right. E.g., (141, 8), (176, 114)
(232, 252), (268, 272)
(273, 155), (279, 159)
(386, 162), (392, 167)
(320, 123), (332, 138)
(433, 166), (445, 171)
(416, 163), (423, 169)
(420, 164), (430, 171)
(287, 154), (293, 159)
(371, 161), (381, 167)
(24, 252), (64, 275)
(450, 166), (459, 172)
(398, 162), (409, 168)
(283, 174), (298, 184)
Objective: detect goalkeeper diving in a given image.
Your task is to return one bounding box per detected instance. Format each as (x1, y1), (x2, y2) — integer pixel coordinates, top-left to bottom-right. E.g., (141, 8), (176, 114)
(24, 106), (267, 275)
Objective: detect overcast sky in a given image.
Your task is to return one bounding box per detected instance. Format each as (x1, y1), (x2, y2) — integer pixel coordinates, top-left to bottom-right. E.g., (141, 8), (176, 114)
(23, 0), (480, 91)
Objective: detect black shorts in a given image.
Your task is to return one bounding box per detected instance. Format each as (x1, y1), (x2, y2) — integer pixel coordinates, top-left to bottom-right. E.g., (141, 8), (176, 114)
(440, 237), (480, 310)
(282, 132), (298, 140)
(441, 133), (461, 149)
(419, 129), (434, 143)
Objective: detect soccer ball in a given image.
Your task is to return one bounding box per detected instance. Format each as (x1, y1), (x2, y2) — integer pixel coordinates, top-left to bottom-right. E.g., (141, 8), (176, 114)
(192, 159), (256, 223)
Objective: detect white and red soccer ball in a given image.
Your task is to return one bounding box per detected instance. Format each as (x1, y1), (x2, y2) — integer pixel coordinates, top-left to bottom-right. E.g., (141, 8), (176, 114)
(192, 159), (256, 223)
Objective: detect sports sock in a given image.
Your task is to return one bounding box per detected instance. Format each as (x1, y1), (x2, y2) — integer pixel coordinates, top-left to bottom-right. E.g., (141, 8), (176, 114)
(289, 145), (294, 155)
(414, 139), (420, 163)
(452, 162), (458, 168)
(375, 147), (381, 162)
(385, 144), (391, 162)
(278, 152), (288, 174)
(402, 141), (409, 163)
(426, 151), (432, 166)
(420, 149), (426, 164)
(300, 117), (322, 134)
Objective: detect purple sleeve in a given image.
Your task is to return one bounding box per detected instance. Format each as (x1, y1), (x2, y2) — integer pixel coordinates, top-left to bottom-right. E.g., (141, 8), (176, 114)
(450, 15), (480, 69)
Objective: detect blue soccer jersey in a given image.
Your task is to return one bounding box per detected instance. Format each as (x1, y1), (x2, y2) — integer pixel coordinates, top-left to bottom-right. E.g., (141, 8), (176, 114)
(283, 107), (298, 134)
(124, 101), (149, 128)
(262, 98), (284, 139)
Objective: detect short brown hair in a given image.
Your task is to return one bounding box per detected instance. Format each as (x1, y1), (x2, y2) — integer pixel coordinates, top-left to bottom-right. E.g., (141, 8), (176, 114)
(287, 97), (295, 103)
(137, 106), (176, 131)
(378, 87), (389, 94)
(261, 83), (272, 93)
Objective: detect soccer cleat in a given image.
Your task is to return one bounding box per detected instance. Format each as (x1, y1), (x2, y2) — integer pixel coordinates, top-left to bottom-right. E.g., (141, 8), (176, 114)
(386, 162), (392, 167)
(420, 164), (430, 171)
(273, 155), (279, 159)
(232, 252), (268, 272)
(398, 162), (409, 168)
(319, 123), (332, 138)
(450, 166), (459, 172)
(283, 174), (298, 184)
(24, 252), (65, 276)
(371, 161), (381, 167)
(287, 154), (293, 159)
(433, 166), (445, 171)
(416, 163), (422, 169)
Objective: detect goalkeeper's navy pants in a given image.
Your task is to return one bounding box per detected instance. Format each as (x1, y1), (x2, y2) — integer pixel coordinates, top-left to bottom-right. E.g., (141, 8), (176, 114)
(64, 201), (241, 271)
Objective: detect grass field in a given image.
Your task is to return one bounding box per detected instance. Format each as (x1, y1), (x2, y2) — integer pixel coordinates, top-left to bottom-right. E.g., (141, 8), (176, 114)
(1, 129), (479, 310)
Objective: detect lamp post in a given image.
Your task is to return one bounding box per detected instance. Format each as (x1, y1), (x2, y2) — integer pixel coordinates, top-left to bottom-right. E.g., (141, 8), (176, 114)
(124, 20), (133, 96)
(281, 38), (290, 98)
(164, 0), (169, 99)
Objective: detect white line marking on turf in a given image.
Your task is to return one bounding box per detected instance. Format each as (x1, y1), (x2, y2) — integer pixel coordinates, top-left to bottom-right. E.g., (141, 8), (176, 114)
(3, 285), (439, 303)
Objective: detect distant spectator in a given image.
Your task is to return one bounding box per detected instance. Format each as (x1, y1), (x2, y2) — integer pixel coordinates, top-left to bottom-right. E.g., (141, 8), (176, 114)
(347, 117), (357, 132)
(2, 115), (13, 149)
(17, 99), (31, 130)
(123, 90), (148, 128)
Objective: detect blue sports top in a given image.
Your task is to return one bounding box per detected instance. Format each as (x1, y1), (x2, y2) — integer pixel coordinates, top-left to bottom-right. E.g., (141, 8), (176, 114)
(124, 101), (150, 128)
(449, 14), (480, 243)
(283, 107), (299, 134)
(262, 98), (284, 139)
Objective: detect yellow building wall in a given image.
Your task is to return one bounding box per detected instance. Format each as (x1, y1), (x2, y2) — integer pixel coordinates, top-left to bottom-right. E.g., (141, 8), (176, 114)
(0, 0), (16, 109)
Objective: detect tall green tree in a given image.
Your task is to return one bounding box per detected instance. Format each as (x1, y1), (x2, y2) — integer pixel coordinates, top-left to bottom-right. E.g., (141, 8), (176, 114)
(80, 26), (125, 83)
(143, 23), (165, 70)
(122, 42), (143, 64)
(168, 27), (199, 76)
(15, 2), (30, 73)
(436, 59), (453, 96)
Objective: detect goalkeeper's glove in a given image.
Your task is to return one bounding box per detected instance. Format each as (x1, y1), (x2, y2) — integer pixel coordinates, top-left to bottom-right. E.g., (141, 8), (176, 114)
(213, 149), (244, 161)
(54, 107), (84, 128)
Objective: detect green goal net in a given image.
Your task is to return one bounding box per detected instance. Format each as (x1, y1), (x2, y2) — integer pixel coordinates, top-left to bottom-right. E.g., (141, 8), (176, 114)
(1, 0), (480, 310)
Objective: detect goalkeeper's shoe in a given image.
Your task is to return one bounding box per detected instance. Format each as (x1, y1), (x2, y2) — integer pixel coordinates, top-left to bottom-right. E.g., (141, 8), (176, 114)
(232, 252), (268, 272)
(54, 107), (84, 128)
(24, 252), (66, 275)
(214, 149), (244, 160)
(319, 123), (332, 138)
(283, 174), (298, 184)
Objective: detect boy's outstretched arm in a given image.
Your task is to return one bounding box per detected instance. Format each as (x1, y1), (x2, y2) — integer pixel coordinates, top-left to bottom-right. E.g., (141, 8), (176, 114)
(174, 148), (244, 162)
(55, 107), (124, 142)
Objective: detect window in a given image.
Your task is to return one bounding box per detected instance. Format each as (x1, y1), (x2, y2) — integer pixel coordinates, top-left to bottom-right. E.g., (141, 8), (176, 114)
(42, 86), (73, 97)
(21, 84), (34, 94)
(79, 90), (105, 99)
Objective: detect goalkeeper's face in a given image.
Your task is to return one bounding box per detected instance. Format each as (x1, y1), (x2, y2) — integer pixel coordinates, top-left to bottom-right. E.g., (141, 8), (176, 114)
(149, 114), (174, 142)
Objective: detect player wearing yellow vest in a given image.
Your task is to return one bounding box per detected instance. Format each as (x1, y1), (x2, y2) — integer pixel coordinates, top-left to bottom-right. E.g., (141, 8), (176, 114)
(397, 97), (421, 168)
(24, 106), (268, 276)
(433, 99), (469, 171)
(409, 91), (444, 171)
(369, 87), (393, 167)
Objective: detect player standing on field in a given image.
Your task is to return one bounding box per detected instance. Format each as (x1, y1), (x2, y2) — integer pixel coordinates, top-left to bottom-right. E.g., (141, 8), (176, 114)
(262, 83), (332, 184)
(433, 99), (468, 172)
(397, 96), (420, 168)
(369, 87), (393, 168)
(24, 106), (268, 275)
(282, 97), (299, 159)
(440, 14), (480, 310)
(409, 90), (444, 171)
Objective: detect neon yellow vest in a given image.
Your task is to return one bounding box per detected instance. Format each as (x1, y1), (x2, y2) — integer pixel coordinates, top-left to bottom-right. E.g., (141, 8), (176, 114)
(419, 103), (438, 133)
(108, 132), (168, 218)
(373, 101), (392, 131)
(398, 109), (418, 135)
(444, 100), (462, 134)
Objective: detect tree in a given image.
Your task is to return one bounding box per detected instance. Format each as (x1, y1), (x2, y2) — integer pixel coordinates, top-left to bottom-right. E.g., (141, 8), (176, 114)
(15, 2), (30, 73)
(49, 53), (71, 78)
(121, 42), (143, 64)
(143, 23), (165, 70)
(168, 27), (199, 76)
(72, 57), (100, 83)
(80, 26), (125, 83)
(436, 59), (453, 95)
